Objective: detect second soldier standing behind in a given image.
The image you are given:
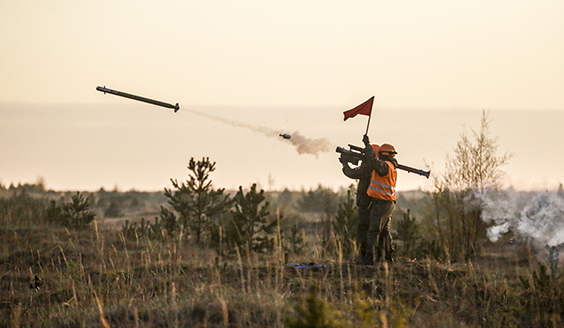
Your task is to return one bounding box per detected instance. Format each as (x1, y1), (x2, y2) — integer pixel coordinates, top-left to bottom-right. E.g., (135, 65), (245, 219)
(362, 134), (398, 264)
(339, 142), (380, 265)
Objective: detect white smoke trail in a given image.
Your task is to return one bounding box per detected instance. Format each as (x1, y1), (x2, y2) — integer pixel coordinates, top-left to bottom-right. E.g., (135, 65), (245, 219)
(286, 131), (332, 156)
(185, 109), (333, 157)
(480, 190), (564, 246)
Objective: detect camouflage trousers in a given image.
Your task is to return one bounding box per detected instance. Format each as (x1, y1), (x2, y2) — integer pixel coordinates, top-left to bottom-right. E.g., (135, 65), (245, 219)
(363, 200), (394, 264)
(356, 204), (371, 261)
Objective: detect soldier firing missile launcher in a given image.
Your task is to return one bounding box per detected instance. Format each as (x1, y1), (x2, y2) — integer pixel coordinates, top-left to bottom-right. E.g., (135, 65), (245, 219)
(336, 144), (430, 178)
(96, 86), (180, 112)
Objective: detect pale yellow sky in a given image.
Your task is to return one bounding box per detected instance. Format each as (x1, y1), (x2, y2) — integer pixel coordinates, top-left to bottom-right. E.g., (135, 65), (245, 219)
(1, 1), (563, 109)
(1, 1), (564, 192)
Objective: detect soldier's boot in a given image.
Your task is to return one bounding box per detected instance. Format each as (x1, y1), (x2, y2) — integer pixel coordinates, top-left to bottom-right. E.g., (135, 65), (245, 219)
(383, 238), (394, 263)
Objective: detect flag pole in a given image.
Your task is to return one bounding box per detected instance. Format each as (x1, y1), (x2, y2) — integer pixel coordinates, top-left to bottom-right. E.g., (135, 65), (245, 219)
(365, 96), (374, 136)
(364, 112), (372, 136)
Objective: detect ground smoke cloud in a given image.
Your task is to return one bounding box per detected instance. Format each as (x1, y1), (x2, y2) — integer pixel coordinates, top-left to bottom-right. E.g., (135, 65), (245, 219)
(481, 190), (564, 247)
(186, 109), (333, 157)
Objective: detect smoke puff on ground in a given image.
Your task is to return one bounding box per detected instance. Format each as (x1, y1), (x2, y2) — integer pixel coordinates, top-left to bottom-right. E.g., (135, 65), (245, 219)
(481, 190), (564, 247)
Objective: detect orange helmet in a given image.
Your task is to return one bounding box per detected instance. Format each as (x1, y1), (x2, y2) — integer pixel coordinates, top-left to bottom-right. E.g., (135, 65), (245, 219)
(379, 143), (397, 157)
(371, 144), (380, 154)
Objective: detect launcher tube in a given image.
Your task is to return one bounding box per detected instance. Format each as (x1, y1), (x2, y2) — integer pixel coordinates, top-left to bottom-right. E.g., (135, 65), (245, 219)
(396, 164), (430, 179)
(336, 144), (430, 178)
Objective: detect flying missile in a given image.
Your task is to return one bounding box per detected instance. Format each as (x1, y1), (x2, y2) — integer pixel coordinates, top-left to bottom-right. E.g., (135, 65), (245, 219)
(279, 133), (291, 139)
(96, 86), (180, 112)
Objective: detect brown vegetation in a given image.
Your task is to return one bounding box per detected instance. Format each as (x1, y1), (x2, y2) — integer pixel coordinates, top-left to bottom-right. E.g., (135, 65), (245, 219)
(1, 185), (563, 328)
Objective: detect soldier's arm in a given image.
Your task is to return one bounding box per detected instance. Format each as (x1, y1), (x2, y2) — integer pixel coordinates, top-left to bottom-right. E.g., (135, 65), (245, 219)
(372, 159), (390, 176)
(362, 134), (388, 177)
(341, 159), (370, 179)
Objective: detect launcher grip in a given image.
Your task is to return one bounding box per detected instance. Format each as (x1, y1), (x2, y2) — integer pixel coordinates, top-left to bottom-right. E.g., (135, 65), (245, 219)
(335, 147), (365, 165)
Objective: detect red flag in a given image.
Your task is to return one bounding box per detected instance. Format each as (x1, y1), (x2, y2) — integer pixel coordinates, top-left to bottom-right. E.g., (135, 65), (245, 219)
(343, 96), (374, 121)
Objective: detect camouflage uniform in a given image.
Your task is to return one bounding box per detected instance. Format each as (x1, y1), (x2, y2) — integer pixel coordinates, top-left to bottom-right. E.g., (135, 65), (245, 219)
(363, 141), (397, 264)
(340, 155), (373, 263)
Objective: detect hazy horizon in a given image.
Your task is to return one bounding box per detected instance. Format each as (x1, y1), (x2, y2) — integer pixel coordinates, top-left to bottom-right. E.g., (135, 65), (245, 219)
(2, 102), (563, 193)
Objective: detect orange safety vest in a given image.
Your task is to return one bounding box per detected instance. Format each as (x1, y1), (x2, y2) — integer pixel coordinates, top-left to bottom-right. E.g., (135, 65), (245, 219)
(367, 161), (397, 201)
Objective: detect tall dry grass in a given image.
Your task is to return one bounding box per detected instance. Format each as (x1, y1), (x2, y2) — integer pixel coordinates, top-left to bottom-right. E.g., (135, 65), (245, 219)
(2, 191), (562, 327)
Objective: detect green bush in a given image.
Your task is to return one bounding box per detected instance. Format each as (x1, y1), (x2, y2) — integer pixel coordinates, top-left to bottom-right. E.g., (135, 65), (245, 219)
(58, 192), (96, 229)
(518, 264), (564, 326)
(226, 183), (279, 255)
(163, 157), (232, 244)
(326, 188), (358, 258)
(286, 286), (344, 328)
(394, 209), (421, 258)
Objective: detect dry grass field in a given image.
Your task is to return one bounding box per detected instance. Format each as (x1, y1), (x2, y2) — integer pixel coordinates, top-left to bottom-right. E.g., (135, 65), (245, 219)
(1, 187), (563, 327)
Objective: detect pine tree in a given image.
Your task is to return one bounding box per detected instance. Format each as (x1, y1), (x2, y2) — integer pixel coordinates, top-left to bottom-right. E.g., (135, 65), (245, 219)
(329, 188), (358, 257)
(394, 209), (420, 257)
(286, 222), (307, 255)
(226, 183), (278, 255)
(60, 192), (96, 229)
(163, 157), (232, 244)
